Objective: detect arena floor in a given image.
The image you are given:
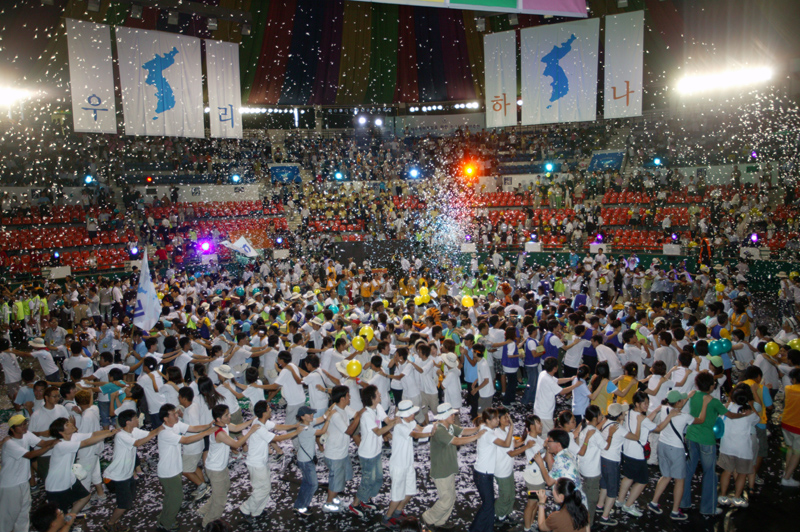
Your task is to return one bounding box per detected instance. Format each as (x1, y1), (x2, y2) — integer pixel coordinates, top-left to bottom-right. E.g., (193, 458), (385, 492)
(4, 394), (790, 532)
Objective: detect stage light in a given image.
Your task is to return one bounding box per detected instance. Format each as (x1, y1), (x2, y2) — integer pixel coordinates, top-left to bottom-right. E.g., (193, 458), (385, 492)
(676, 66), (773, 95)
(465, 165), (475, 176)
(334, 171), (344, 180)
(146, 176), (154, 183)
(84, 175), (94, 184)
(595, 233), (604, 242)
(375, 118), (383, 127)
(671, 233), (678, 241)
(750, 233), (759, 243)
(201, 242), (211, 252)
(358, 116), (367, 126)
(517, 99), (523, 106)
(53, 251), (60, 259)
(751, 151), (757, 159)
(545, 163), (554, 172)
(465, 235), (472, 242)
(531, 234), (538, 242)
(653, 158), (661, 166)
(0, 87), (32, 105)
(276, 237), (284, 245)
(232, 174), (241, 183)
(409, 168), (419, 178)
(130, 246), (139, 256)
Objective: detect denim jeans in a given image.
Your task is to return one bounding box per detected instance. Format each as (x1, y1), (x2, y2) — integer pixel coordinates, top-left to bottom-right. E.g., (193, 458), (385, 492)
(356, 454), (383, 503)
(469, 469), (495, 532)
(98, 401), (111, 428)
(521, 365), (539, 404)
(295, 460), (318, 509)
(680, 440), (717, 515)
(502, 369), (518, 406)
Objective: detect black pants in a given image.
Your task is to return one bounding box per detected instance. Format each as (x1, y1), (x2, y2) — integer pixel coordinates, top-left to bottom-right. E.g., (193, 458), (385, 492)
(391, 388), (403, 406)
(466, 385), (479, 419)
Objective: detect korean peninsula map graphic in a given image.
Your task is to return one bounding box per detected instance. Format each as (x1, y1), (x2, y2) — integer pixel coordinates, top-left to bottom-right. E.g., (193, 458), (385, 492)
(541, 34), (577, 108)
(142, 47), (179, 120)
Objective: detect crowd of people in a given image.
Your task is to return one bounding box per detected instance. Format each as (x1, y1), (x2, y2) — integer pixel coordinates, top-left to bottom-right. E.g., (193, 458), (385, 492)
(1, 247), (799, 532)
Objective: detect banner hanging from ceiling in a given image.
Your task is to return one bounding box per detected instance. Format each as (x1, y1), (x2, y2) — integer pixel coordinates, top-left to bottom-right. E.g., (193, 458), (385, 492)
(66, 19), (117, 134)
(116, 27), (204, 138)
(484, 31), (518, 128)
(520, 18), (599, 125)
(604, 11), (644, 119)
(205, 39), (243, 139)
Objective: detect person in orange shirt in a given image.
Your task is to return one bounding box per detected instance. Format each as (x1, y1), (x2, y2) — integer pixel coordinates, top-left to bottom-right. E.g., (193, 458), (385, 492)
(781, 368), (800, 487)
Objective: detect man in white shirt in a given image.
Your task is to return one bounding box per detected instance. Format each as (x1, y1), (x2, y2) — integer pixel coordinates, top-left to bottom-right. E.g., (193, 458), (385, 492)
(28, 386), (69, 482)
(272, 352), (306, 432)
(102, 409), (161, 532)
(594, 335), (623, 379)
(534, 358), (581, 435)
(0, 415), (56, 532)
(348, 385), (396, 517)
(470, 345), (495, 413)
(137, 357), (166, 428)
(155, 403), (215, 531)
(323, 386), (360, 513)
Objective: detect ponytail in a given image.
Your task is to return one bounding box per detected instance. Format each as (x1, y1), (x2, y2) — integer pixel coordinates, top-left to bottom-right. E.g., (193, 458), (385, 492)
(555, 477), (589, 531)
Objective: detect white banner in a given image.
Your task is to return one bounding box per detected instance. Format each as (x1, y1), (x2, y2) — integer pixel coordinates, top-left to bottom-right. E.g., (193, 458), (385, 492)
(221, 236), (259, 257)
(116, 27), (204, 138)
(66, 19), (117, 134)
(521, 18), (599, 125)
(205, 40), (243, 139)
(484, 31), (518, 128)
(604, 11), (644, 119)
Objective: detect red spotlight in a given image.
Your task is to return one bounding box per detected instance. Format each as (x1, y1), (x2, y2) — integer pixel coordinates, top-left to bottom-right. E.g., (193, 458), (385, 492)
(146, 176), (154, 183)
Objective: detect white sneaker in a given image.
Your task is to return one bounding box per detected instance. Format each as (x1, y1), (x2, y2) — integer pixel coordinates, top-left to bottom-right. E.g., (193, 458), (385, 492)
(717, 496), (730, 506)
(622, 505), (643, 517)
(731, 497), (749, 508)
(322, 503), (341, 513)
(781, 477), (800, 487)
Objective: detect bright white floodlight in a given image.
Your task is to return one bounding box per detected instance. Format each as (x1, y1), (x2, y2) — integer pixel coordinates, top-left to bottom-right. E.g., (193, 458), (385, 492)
(0, 88), (32, 105)
(676, 67), (773, 95)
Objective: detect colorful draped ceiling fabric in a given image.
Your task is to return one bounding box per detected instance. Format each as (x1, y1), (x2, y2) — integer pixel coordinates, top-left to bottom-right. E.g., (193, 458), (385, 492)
(4, 0), (798, 106)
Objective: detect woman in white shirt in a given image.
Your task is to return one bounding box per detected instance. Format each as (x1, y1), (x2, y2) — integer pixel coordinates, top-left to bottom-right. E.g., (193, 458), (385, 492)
(576, 405), (608, 525)
(470, 408), (503, 532)
(493, 409), (517, 524)
(45, 417), (115, 514)
(648, 390), (711, 520)
(618, 391), (671, 518)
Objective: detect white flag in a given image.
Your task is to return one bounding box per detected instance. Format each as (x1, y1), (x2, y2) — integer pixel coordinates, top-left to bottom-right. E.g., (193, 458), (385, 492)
(521, 18), (599, 125)
(133, 249), (161, 332)
(484, 31), (518, 128)
(604, 11), (644, 119)
(205, 40), (243, 139)
(116, 27), (204, 138)
(66, 19), (117, 134)
(221, 236), (259, 258)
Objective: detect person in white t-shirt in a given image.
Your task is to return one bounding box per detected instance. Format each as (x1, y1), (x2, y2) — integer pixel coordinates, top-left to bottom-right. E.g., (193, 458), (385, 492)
(383, 400), (428, 527)
(649, 390), (711, 519)
(534, 358), (581, 435)
(470, 345), (495, 414)
(73, 390), (106, 500)
(45, 416), (115, 515)
(272, 352), (306, 426)
(349, 385), (396, 517)
(102, 409), (160, 531)
(717, 385), (760, 507)
(198, 404), (259, 527)
(0, 415), (56, 532)
(239, 400), (304, 522)
(155, 403), (216, 530)
(177, 387), (212, 500)
(576, 405), (609, 524)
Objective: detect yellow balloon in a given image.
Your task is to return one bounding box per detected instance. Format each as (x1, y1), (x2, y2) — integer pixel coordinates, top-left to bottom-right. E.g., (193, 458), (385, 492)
(314, 288), (320, 295)
(462, 295), (474, 308)
(346, 359), (363, 377)
(352, 336), (366, 352)
(765, 341), (780, 357)
(157, 292), (164, 300)
(383, 299), (389, 308)
(422, 294), (431, 303)
(293, 286), (300, 293)
(360, 326), (375, 342)
(414, 296), (423, 306)
(715, 283), (724, 292)
(420, 287), (429, 297)
(720, 329), (731, 340)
